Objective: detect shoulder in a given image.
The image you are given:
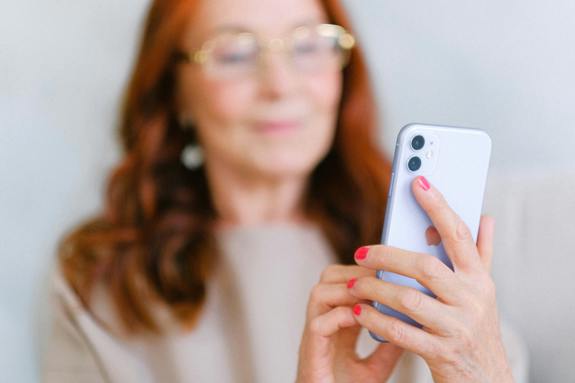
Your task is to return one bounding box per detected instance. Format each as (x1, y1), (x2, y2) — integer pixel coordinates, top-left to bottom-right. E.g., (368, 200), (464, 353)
(44, 264), (157, 382)
(50, 264), (183, 338)
(43, 266), (112, 381)
(48, 265), (126, 339)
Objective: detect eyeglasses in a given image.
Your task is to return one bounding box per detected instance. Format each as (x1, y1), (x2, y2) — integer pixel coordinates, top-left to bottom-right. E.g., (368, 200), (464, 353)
(175, 23), (355, 79)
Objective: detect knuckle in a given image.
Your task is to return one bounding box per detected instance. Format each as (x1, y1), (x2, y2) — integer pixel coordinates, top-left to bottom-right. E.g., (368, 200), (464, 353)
(437, 345), (458, 367)
(418, 256), (445, 281)
(309, 284), (323, 303)
(450, 322), (473, 346)
(455, 219), (472, 241)
(429, 191), (449, 213)
(309, 317), (323, 335)
(420, 338), (444, 361)
(319, 265), (339, 282)
(379, 245), (394, 258)
(387, 320), (407, 344)
(398, 288), (424, 312)
(370, 245), (390, 262)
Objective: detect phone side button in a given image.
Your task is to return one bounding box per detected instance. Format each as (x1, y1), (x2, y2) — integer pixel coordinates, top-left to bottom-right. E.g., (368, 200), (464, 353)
(388, 172), (395, 197)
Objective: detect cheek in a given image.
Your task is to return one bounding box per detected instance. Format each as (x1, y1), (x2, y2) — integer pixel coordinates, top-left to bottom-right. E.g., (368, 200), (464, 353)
(306, 71), (343, 115)
(186, 74), (254, 124)
(180, 74), (256, 157)
(301, 71), (343, 152)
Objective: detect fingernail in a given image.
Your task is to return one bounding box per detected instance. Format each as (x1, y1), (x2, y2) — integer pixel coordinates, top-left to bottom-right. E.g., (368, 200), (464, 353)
(353, 304), (362, 316)
(417, 176), (430, 191)
(347, 277), (357, 289)
(354, 246), (369, 261)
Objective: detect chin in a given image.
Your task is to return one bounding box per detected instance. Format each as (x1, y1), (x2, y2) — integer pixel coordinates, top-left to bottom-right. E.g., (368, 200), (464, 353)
(253, 153), (320, 179)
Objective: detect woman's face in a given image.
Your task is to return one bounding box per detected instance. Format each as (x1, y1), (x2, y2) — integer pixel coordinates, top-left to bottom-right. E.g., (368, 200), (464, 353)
(176, 0), (343, 180)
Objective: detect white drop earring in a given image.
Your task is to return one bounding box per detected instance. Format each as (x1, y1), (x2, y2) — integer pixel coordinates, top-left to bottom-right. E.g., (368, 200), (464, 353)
(179, 115), (204, 170)
(181, 143), (204, 169)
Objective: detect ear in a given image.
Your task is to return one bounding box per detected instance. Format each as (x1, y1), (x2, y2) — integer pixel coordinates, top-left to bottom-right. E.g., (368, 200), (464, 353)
(178, 113), (196, 130)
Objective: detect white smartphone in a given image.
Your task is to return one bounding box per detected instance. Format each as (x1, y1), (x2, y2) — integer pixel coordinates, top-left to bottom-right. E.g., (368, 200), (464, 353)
(370, 123), (492, 342)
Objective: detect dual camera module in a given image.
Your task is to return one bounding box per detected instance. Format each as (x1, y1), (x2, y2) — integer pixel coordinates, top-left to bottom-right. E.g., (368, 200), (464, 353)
(408, 135), (425, 171)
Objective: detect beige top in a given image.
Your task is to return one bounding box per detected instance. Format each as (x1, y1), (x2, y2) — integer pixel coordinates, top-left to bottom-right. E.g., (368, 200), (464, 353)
(42, 224), (527, 382)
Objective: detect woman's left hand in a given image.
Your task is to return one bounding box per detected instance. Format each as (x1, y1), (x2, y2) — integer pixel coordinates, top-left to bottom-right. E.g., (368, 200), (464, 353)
(348, 176), (514, 383)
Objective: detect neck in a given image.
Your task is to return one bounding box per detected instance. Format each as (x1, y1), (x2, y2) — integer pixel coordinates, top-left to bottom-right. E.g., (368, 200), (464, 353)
(203, 159), (310, 229)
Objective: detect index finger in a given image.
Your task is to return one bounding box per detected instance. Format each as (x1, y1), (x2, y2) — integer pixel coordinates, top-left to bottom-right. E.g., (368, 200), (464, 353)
(411, 176), (482, 273)
(319, 264), (376, 284)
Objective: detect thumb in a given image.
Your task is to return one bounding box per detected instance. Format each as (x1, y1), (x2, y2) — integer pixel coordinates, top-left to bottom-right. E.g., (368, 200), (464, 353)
(364, 342), (403, 379)
(477, 215), (495, 272)
(334, 326), (362, 358)
(297, 307), (356, 381)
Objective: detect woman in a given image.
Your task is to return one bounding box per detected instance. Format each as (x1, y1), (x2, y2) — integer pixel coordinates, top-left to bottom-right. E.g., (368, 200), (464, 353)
(43, 0), (520, 381)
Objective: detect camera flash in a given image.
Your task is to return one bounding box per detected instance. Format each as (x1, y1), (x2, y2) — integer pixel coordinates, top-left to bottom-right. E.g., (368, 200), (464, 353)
(425, 150), (434, 159)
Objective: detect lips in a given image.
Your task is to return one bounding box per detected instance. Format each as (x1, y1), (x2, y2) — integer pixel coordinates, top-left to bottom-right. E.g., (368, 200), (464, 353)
(254, 119), (301, 134)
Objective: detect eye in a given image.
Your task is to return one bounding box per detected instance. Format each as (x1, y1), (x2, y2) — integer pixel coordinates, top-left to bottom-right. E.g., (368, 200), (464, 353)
(216, 50), (254, 64)
(293, 38), (321, 54)
(210, 34), (259, 65)
(213, 45), (257, 64)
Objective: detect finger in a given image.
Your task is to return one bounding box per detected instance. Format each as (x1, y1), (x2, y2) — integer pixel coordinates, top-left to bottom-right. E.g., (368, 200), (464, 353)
(354, 245), (465, 304)
(309, 306), (357, 337)
(319, 264), (375, 284)
(411, 176), (482, 272)
(298, 307), (358, 381)
(476, 215), (495, 272)
(352, 303), (439, 360)
(349, 276), (457, 334)
(307, 283), (359, 319)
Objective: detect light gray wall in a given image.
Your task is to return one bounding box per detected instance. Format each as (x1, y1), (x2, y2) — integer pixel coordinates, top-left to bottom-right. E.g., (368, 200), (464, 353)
(1, 0), (574, 382)
(0, 1), (146, 381)
(344, 0), (575, 172)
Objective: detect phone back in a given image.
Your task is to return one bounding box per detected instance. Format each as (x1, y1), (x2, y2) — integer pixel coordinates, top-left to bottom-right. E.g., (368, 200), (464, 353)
(370, 123), (491, 342)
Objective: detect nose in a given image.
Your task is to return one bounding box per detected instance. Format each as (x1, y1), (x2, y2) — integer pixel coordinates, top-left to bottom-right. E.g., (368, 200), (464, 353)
(257, 49), (299, 99)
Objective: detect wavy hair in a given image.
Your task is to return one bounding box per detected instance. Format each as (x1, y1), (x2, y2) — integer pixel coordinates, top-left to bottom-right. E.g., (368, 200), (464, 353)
(58, 0), (392, 333)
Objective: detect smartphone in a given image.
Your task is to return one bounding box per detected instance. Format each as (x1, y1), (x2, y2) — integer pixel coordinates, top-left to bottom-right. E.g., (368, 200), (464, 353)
(370, 123), (492, 342)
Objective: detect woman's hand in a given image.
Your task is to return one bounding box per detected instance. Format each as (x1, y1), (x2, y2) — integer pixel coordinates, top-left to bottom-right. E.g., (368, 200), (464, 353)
(348, 176), (514, 383)
(296, 264), (403, 383)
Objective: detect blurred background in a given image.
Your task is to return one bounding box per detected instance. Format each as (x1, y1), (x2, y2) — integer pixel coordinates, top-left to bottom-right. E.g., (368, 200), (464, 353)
(1, 0), (574, 382)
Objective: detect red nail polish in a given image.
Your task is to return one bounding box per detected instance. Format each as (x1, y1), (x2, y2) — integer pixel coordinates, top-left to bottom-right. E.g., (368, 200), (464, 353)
(417, 176), (430, 191)
(347, 277), (357, 289)
(354, 246), (369, 261)
(353, 304), (362, 316)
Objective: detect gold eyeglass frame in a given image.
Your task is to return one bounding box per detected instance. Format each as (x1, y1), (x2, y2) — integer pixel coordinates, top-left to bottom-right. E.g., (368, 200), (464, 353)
(175, 23), (356, 74)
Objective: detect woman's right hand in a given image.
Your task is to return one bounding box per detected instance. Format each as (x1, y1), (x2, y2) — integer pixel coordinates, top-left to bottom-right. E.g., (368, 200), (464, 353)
(296, 264), (403, 383)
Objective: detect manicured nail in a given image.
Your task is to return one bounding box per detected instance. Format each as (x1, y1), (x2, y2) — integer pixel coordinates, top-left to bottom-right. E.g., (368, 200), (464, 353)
(347, 277), (357, 289)
(354, 246), (369, 261)
(353, 304), (362, 316)
(417, 176), (430, 191)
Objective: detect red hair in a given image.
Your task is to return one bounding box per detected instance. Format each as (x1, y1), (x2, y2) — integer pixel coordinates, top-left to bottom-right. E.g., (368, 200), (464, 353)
(58, 0), (392, 333)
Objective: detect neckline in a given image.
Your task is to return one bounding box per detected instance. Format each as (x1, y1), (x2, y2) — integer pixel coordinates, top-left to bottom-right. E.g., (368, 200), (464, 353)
(214, 221), (321, 237)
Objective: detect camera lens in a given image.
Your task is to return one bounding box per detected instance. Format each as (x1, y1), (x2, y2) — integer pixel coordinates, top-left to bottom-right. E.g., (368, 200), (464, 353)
(411, 135), (425, 150)
(408, 156), (422, 172)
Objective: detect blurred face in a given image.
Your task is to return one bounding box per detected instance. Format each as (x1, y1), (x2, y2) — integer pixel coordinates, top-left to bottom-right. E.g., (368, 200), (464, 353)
(176, 0), (343, 180)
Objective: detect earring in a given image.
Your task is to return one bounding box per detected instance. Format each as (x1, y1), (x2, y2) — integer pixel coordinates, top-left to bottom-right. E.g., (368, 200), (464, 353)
(178, 114), (204, 169)
(181, 143), (204, 169)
